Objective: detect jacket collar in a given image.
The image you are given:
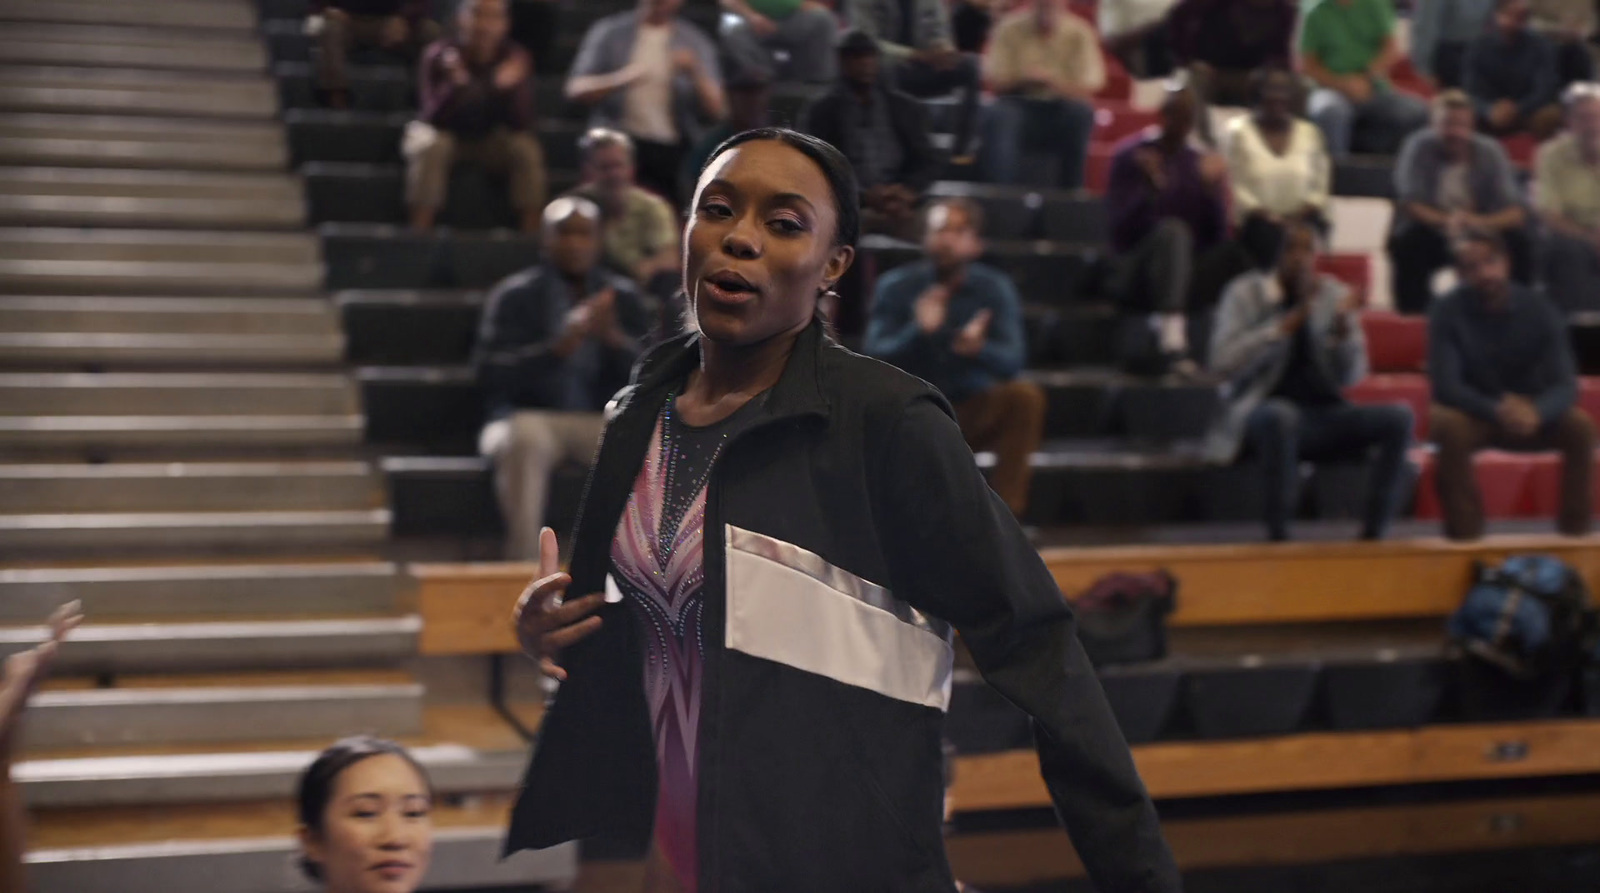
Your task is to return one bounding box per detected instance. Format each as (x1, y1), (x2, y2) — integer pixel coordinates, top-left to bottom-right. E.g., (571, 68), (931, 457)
(627, 319), (834, 426)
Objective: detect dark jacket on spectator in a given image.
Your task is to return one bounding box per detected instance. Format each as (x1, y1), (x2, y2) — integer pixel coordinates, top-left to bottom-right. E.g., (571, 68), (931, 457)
(417, 38), (535, 138)
(1106, 131), (1229, 254)
(1428, 282), (1578, 425)
(1167, 0), (1297, 71)
(472, 264), (653, 420)
(802, 83), (941, 194)
(505, 319), (1180, 893)
(312, 0), (425, 17)
(864, 260), (1027, 404)
(1392, 129), (1524, 233)
(1464, 27), (1560, 119)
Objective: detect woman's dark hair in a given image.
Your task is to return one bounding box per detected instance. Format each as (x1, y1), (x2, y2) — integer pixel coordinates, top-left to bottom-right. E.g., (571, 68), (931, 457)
(695, 127), (861, 249)
(1251, 66), (1301, 109)
(297, 736), (432, 882)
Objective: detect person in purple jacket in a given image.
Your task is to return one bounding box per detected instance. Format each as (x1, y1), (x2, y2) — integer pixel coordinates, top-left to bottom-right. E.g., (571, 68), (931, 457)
(1106, 78), (1249, 374)
(403, 0), (546, 232)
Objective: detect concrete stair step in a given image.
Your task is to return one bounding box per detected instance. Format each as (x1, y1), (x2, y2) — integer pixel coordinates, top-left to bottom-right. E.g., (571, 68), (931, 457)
(0, 372), (357, 416)
(0, 414), (363, 450)
(0, 0), (259, 31)
(0, 168), (304, 229)
(0, 296), (338, 335)
(16, 739), (521, 808)
(23, 672), (424, 748)
(0, 562), (401, 621)
(0, 257), (322, 295)
(0, 113), (286, 170)
(0, 616), (419, 674)
(0, 508), (391, 552)
(0, 461), (380, 513)
(0, 66), (277, 118)
(0, 296), (344, 367)
(28, 814), (575, 893)
(0, 228), (323, 294)
(0, 23), (268, 73)
(0, 228), (319, 264)
(0, 332), (344, 367)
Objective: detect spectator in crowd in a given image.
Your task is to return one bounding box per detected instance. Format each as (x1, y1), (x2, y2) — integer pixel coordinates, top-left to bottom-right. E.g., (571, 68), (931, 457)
(844, 0), (983, 156)
(1209, 219), (1412, 541)
(1100, 0), (1181, 79)
(951, 0), (998, 52)
(720, 0), (840, 85)
(473, 196), (654, 559)
(1463, 0), (1564, 139)
(1387, 90), (1531, 315)
(1409, 0), (1494, 90)
(311, 0), (440, 108)
(296, 737), (433, 893)
(802, 30), (939, 240)
(1429, 230), (1594, 540)
(1225, 67), (1332, 268)
(1107, 79), (1246, 373)
(1529, 0), (1597, 85)
(865, 199), (1044, 517)
(978, 0), (1104, 189)
(567, 0), (726, 204)
(679, 68), (772, 202)
(1301, 0), (1430, 158)
(404, 0), (544, 232)
(569, 128), (681, 299)
(0, 603), (79, 893)
(509, 0), (559, 74)
(1167, 0), (1298, 108)
(1537, 83), (1600, 312)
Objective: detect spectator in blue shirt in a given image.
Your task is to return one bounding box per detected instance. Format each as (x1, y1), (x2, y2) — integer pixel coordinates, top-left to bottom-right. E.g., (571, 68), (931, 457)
(473, 196), (656, 558)
(1463, 0), (1564, 139)
(865, 198), (1045, 516)
(1409, 0), (1494, 89)
(1429, 229), (1595, 540)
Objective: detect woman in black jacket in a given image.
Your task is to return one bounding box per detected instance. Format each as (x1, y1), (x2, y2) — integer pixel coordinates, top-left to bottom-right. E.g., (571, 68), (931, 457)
(507, 127), (1179, 893)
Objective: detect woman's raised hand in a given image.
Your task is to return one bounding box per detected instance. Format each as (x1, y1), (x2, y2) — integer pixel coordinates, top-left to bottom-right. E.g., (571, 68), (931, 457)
(0, 601), (83, 759)
(512, 527), (605, 681)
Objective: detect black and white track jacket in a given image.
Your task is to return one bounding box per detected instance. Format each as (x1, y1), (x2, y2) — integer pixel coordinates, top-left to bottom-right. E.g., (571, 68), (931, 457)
(504, 320), (1180, 893)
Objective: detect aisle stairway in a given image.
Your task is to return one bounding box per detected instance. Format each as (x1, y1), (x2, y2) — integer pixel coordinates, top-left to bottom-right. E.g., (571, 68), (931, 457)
(0, 2), (566, 889)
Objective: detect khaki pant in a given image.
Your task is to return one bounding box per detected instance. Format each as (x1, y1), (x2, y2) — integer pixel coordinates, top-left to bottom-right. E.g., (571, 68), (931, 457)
(479, 411), (606, 559)
(1430, 404), (1596, 541)
(316, 13), (439, 93)
(404, 123), (548, 214)
(956, 380), (1047, 517)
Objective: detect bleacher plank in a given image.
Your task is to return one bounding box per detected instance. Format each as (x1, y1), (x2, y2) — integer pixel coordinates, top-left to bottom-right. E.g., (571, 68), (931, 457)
(1043, 535), (1600, 626)
(410, 535), (1600, 655)
(947, 790), (1600, 885)
(951, 719), (1600, 812)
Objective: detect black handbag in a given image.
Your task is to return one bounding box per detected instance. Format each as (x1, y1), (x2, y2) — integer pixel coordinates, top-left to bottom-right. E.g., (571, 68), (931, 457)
(1070, 570), (1178, 667)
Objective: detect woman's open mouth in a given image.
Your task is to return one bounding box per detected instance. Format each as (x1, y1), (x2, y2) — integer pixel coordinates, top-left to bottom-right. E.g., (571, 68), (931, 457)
(702, 270), (759, 305)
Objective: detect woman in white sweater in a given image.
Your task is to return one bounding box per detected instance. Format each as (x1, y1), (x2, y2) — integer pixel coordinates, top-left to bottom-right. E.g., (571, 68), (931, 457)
(1225, 67), (1332, 268)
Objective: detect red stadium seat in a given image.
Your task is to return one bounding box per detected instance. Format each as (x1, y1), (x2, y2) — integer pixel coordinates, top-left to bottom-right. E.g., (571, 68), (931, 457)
(1389, 57), (1436, 99)
(1346, 374), (1431, 439)
(1095, 103), (1159, 144)
(1579, 377), (1600, 423)
(1500, 133), (1538, 169)
(1412, 449), (1537, 520)
(1522, 453), (1600, 516)
(1097, 56), (1133, 102)
(1360, 311), (1427, 373)
(1317, 253), (1371, 306)
(1086, 144), (1115, 193)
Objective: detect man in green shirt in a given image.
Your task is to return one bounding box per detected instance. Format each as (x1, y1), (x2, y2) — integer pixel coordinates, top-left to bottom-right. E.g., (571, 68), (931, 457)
(1301, 0), (1429, 157)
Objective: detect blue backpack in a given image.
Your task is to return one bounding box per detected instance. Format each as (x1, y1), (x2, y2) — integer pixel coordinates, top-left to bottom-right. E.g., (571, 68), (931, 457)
(1448, 555), (1595, 679)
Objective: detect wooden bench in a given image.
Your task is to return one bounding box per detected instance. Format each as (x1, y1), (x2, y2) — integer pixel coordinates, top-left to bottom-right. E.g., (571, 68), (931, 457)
(410, 533), (1600, 654)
